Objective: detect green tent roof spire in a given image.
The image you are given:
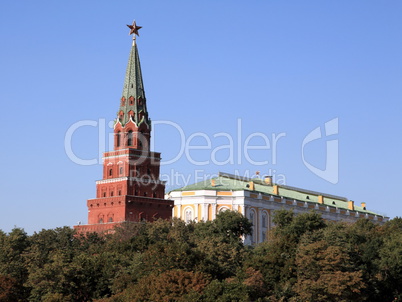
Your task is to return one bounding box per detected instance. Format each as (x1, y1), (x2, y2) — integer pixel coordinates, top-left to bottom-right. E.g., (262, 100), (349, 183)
(117, 25), (150, 127)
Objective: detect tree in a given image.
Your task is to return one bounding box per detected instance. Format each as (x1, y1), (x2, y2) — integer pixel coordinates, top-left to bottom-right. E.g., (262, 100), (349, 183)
(295, 237), (365, 301)
(378, 231), (402, 300)
(247, 210), (327, 299)
(117, 270), (210, 302)
(212, 210), (253, 241)
(192, 211), (251, 280)
(0, 228), (30, 300)
(0, 274), (17, 302)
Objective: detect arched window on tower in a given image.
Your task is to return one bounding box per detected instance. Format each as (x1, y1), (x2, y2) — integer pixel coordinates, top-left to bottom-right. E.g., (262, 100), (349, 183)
(127, 131), (133, 146)
(128, 110), (135, 122)
(116, 132), (121, 147)
(109, 169), (113, 177)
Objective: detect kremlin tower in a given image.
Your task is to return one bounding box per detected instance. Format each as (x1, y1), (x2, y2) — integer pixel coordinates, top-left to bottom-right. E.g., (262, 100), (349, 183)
(75, 22), (173, 233)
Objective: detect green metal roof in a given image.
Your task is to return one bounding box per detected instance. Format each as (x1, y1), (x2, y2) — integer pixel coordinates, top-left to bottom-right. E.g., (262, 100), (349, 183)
(171, 172), (383, 216)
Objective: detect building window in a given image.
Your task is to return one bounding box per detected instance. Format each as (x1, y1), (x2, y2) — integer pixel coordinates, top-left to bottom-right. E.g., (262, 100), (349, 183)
(110, 191), (114, 197)
(262, 213), (267, 228)
(116, 132), (121, 147)
(219, 207), (229, 213)
(127, 131), (133, 146)
(119, 167), (123, 174)
(108, 217), (113, 222)
(118, 190), (121, 196)
(184, 208), (192, 223)
(99, 218), (103, 223)
(249, 210), (256, 244)
(109, 169), (113, 176)
(128, 110), (135, 121)
(103, 192), (106, 197)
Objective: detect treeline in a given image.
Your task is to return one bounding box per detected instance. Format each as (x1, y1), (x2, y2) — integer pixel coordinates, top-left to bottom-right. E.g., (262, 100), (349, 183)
(0, 210), (402, 301)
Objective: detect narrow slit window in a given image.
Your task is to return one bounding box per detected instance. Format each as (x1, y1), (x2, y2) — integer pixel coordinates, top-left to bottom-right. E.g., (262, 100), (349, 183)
(127, 131), (133, 146)
(116, 132), (121, 147)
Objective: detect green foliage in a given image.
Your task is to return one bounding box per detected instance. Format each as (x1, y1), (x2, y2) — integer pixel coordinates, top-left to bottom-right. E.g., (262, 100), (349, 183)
(0, 227), (30, 300)
(0, 274), (17, 302)
(201, 279), (250, 302)
(378, 231), (402, 299)
(0, 211), (402, 301)
(295, 231), (365, 301)
(247, 210), (327, 299)
(116, 270), (210, 302)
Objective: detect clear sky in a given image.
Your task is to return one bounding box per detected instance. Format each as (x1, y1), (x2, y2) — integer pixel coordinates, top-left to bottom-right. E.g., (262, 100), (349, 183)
(0, 1), (401, 233)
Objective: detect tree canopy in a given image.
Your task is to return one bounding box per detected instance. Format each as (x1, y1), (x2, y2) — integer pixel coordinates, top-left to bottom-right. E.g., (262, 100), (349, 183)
(0, 210), (401, 301)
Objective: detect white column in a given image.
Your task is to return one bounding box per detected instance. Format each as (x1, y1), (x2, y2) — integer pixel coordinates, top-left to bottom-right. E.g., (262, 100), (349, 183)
(204, 204), (209, 221)
(195, 203), (199, 221)
(212, 203), (217, 220)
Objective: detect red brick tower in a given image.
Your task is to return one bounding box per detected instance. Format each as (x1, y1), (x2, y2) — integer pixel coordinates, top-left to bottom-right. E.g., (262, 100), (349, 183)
(75, 22), (173, 233)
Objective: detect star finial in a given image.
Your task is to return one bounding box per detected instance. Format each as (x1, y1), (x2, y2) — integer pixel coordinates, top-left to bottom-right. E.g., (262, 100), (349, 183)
(127, 20), (142, 38)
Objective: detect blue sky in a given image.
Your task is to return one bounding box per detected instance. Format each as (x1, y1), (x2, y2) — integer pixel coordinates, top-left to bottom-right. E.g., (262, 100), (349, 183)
(0, 1), (401, 233)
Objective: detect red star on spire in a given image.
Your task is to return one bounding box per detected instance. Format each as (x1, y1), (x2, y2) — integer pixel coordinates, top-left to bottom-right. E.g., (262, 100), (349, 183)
(127, 20), (142, 37)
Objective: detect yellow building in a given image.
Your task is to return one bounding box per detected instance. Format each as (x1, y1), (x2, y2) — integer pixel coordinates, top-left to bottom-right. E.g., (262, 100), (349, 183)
(167, 172), (388, 245)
